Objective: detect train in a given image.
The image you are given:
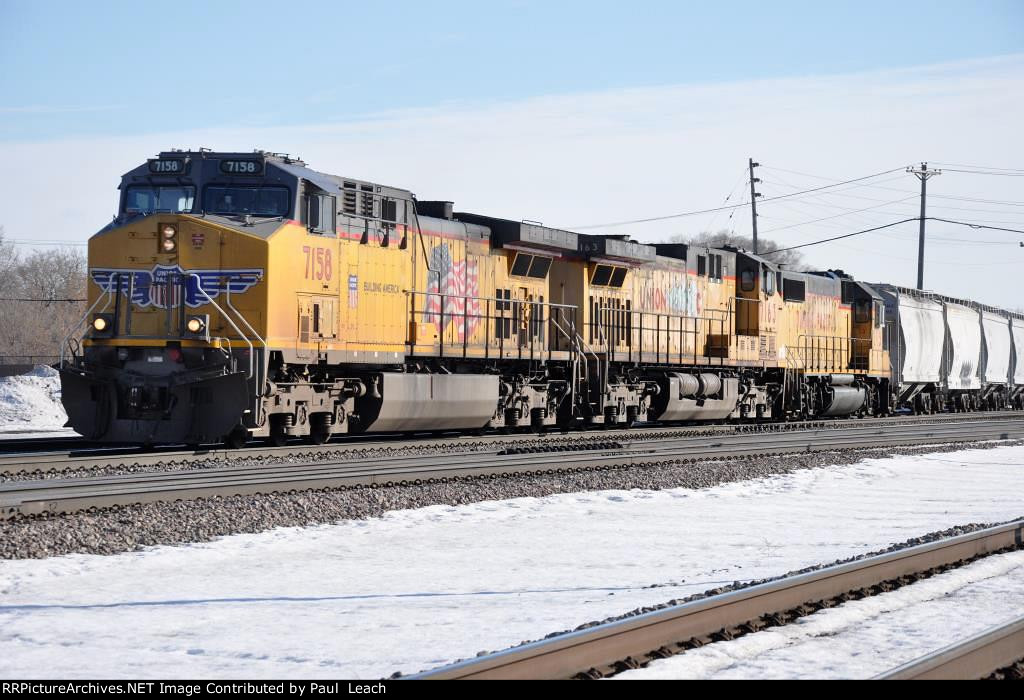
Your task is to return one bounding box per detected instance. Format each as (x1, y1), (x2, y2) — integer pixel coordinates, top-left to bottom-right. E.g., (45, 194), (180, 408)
(57, 150), (1024, 447)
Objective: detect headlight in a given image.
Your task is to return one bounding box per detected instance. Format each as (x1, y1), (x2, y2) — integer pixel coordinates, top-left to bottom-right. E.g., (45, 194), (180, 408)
(91, 313), (114, 336)
(184, 314), (209, 338)
(159, 223), (177, 253)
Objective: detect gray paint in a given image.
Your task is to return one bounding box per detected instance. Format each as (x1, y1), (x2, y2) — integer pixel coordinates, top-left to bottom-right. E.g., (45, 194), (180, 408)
(364, 373), (499, 431)
(649, 377), (739, 421)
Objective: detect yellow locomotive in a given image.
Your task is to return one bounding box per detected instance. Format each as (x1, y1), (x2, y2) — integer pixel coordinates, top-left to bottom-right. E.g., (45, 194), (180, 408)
(60, 150), (891, 446)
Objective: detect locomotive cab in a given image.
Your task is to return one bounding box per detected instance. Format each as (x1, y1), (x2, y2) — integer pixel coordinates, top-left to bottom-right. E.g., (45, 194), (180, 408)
(60, 151), (310, 445)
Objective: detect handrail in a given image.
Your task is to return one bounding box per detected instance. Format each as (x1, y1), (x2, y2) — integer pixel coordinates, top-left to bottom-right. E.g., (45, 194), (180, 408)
(188, 274), (255, 379)
(224, 284), (266, 347)
(224, 281), (268, 400)
(793, 334), (878, 373)
(407, 290), (577, 362)
(406, 289), (576, 310)
(60, 279), (117, 368)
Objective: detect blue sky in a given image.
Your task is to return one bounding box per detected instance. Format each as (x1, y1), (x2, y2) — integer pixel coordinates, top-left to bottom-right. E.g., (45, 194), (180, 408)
(1, 1), (1022, 305)
(1, 0), (1022, 141)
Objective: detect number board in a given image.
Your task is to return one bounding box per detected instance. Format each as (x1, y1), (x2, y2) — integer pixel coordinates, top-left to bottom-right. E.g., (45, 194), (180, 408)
(148, 158), (187, 174)
(220, 159), (264, 175)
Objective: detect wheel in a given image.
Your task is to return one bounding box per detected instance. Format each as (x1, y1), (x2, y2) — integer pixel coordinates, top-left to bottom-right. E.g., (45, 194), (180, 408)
(309, 427), (330, 445)
(267, 429), (287, 447)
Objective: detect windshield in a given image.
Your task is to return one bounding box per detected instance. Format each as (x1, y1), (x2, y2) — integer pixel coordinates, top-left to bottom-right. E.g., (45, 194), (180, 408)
(124, 185), (195, 213)
(205, 186), (290, 217)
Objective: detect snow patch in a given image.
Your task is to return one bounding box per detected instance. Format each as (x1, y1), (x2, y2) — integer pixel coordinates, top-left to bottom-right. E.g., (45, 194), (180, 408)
(0, 444), (1022, 678)
(0, 366), (69, 432)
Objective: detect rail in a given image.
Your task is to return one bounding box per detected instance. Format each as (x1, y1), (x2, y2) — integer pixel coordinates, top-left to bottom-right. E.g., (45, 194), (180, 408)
(876, 615), (1024, 680)
(415, 519), (1024, 679)
(4, 418), (1024, 517)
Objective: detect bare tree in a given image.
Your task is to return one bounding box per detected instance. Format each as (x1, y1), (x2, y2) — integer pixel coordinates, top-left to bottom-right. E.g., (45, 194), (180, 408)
(665, 229), (808, 270)
(0, 227), (20, 298)
(0, 227), (23, 360)
(0, 229), (87, 362)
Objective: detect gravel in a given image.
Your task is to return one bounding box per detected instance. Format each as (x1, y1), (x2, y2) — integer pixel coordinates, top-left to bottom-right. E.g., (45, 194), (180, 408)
(1, 439), (1020, 560)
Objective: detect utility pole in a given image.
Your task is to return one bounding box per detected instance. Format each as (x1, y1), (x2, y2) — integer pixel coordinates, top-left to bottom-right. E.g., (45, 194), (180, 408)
(748, 158), (761, 254)
(907, 162), (941, 290)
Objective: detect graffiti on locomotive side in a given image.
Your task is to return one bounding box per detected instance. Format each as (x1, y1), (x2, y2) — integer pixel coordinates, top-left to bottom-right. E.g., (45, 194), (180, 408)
(799, 294), (836, 334)
(638, 278), (702, 317)
(422, 242), (481, 341)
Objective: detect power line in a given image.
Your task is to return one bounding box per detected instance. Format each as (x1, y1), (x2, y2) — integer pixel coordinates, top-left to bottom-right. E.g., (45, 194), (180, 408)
(759, 195), (919, 234)
(760, 217), (1024, 256)
(940, 168), (1024, 177)
(0, 297), (86, 302)
(568, 167), (907, 229)
(928, 193), (1024, 206)
(701, 167), (748, 234)
(759, 218), (920, 255)
(761, 164), (1024, 207)
(6, 239), (88, 247)
(758, 187), (1024, 226)
(824, 237), (1023, 264)
(761, 175), (1024, 217)
(932, 162), (1024, 173)
(927, 218), (1024, 235)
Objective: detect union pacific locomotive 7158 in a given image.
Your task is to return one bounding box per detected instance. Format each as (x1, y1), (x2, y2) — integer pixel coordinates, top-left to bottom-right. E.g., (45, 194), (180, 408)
(58, 150), (1024, 446)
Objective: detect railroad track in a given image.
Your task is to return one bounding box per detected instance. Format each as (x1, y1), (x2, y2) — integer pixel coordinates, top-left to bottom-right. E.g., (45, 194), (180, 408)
(2, 410), (1022, 476)
(413, 520), (1024, 680)
(0, 435), (95, 453)
(876, 616), (1024, 680)
(2, 417), (1023, 519)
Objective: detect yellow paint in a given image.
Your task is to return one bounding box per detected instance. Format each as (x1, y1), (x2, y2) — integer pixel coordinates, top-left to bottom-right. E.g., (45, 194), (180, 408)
(85, 215), (889, 378)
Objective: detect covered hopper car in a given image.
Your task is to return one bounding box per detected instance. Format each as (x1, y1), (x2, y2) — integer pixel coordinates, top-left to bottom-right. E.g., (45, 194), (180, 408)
(875, 285), (1024, 413)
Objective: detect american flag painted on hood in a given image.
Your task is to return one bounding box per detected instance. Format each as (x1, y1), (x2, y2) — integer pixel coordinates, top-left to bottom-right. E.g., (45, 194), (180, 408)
(422, 243), (481, 342)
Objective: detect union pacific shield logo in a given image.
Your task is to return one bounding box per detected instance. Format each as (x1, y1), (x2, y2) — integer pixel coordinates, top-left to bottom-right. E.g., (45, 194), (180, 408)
(90, 264), (263, 309)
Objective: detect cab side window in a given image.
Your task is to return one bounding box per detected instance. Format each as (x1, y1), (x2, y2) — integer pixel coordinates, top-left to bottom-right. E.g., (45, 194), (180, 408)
(740, 269), (755, 291)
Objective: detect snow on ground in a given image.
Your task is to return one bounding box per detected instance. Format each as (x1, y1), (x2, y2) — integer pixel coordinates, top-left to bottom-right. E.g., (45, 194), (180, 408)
(0, 366), (73, 434)
(0, 445), (1022, 679)
(617, 549), (1024, 680)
